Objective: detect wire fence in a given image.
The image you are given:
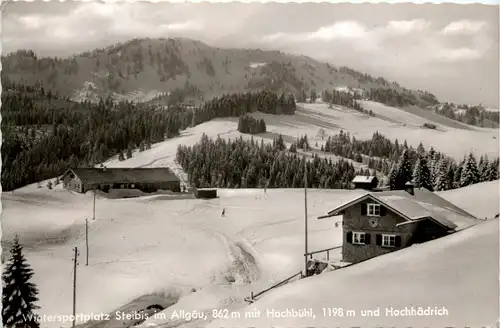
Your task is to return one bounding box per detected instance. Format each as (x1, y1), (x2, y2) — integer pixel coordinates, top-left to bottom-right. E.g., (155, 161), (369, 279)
(245, 271), (304, 304)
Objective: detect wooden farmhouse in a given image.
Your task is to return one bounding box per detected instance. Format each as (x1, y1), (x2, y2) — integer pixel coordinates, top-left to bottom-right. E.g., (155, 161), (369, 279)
(318, 175), (480, 264)
(61, 167), (181, 194)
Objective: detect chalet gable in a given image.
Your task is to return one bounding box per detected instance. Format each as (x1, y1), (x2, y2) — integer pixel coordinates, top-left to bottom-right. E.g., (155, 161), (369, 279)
(318, 192), (460, 230)
(320, 193), (411, 222)
(62, 169), (80, 180)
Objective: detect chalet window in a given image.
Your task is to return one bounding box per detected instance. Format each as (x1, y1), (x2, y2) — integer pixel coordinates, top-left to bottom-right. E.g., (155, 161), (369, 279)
(367, 203), (381, 216)
(353, 232), (365, 245)
(131, 184), (135, 188)
(382, 234), (396, 247)
(346, 231), (371, 245)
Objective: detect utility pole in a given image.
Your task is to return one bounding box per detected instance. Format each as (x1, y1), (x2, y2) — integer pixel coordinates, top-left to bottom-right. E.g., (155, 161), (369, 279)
(85, 219), (89, 266)
(92, 190), (96, 220)
(72, 247), (79, 328)
(304, 156), (309, 277)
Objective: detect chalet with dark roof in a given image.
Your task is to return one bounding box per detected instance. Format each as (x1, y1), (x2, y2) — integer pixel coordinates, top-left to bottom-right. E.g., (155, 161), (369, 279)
(61, 167), (181, 194)
(318, 177), (480, 264)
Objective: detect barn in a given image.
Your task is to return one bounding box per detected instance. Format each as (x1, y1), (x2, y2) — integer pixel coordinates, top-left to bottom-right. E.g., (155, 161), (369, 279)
(61, 167), (181, 194)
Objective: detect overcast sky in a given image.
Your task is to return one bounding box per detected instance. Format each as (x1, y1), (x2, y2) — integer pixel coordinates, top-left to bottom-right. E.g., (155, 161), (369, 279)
(2, 2), (498, 107)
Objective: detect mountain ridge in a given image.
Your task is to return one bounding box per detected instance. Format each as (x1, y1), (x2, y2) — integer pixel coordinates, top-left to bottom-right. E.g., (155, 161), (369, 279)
(1, 37), (436, 105)
(3, 37), (497, 128)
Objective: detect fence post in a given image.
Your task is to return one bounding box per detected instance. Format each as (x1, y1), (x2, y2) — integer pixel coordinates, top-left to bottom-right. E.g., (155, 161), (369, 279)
(251, 292), (254, 300)
(327, 250), (330, 261)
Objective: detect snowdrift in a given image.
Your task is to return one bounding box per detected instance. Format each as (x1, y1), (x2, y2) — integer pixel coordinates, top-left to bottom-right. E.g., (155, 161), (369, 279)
(206, 217), (499, 328)
(2, 186), (363, 328)
(437, 179), (499, 220)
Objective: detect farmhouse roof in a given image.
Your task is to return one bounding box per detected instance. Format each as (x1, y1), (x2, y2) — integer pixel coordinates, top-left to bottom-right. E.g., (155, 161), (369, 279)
(318, 188), (479, 231)
(352, 175), (378, 184)
(64, 167), (180, 184)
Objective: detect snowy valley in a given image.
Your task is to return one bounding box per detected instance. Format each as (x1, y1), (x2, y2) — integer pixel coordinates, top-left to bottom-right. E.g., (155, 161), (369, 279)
(2, 99), (499, 328)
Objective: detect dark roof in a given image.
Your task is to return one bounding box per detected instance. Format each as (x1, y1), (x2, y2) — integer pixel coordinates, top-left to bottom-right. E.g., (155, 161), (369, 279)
(64, 168), (180, 184)
(352, 175), (378, 184)
(319, 188), (480, 231)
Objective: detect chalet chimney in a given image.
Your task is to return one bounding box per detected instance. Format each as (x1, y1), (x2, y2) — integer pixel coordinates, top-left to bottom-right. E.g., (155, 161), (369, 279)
(404, 182), (414, 195)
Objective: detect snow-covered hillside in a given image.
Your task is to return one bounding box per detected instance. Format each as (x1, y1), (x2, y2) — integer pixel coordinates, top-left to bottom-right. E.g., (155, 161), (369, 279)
(2, 174), (498, 328)
(206, 216), (499, 328)
(298, 102), (498, 161)
(2, 97), (498, 328)
(98, 101), (498, 176)
(437, 180), (499, 219)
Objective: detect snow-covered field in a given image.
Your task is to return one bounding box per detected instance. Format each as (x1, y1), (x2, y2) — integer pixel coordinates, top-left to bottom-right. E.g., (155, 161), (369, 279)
(1, 183), (367, 328)
(2, 99), (498, 328)
(2, 176), (498, 328)
(296, 101), (498, 161)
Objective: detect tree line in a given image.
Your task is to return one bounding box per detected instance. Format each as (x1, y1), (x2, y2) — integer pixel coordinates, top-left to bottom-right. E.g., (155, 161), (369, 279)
(322, 89), (375, 116)
(320, 130), (499, 191)
(191, 90), (296, 126)
(176, 134), (358, 189)
(237, 114), (267, 134)
(433, 102), (499, 127)
(1, 82), (297, 191)
(365, 87), (498, 128)
(298, 88), (375, 117)
(365, 87), (429, 108)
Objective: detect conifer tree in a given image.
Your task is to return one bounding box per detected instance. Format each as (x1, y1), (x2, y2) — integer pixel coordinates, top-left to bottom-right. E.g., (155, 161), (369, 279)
(427, 147), (438, 185)
(453, 164), (463, 189)
(434, 159), (451, 191)
(416, 142), (425, 156)
(446, 163), (455, 188)
(460, 152), (480, 187)
(412, 154), (433, 191)
(2, 236), (40, 328)
(388, 163), (398, 190)
(486, 158), (499, 181)
(395, 149), (412, 189)
(478, 155), (490, 182)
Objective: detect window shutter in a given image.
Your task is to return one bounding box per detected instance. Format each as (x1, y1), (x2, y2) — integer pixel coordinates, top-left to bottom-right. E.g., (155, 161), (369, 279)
(361, 203), (367, 215)
(380, 206), (387, 216)
(346, 231), (353, 244)
(395, 236), (402, 247)
(364, 233), (371, 245)
(376, 234), (382, 246)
